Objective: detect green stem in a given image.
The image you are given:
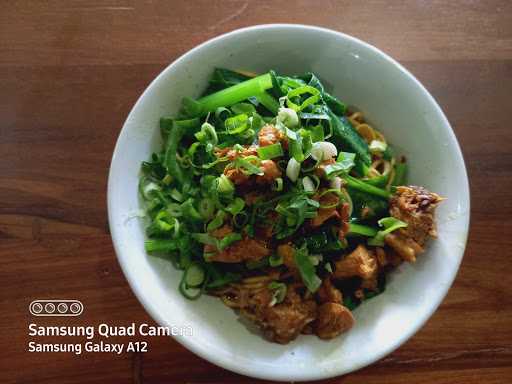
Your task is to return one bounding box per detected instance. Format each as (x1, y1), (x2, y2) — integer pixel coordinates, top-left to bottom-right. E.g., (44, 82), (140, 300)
(347, 223), (378, 237)
(145, 239), (178, 253)
(256, 91), (280, 114)
(165, 124), (185, 184)
(345, 175), (391, 199)
(196, 73), (273, 115)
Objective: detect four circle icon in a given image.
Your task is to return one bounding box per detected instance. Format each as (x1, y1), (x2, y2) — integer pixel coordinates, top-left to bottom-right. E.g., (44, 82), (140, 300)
(29, 300), (83, 316)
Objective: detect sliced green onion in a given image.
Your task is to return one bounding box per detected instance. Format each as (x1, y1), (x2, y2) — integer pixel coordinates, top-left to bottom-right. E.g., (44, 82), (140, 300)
(286, 157), (301, 182)
(180, 198), (202, 221)
(184, 263), (206, 287)
(207, 210), (226, 232)
(169, 188), (184, 202)
(192, 233), (218, 247)
(232, 211), (248, 228)
(277, 107), (299, 128)
(272, 177), (284, 191)
(218, 233), (242, 250)
(302, 176), (315, 192)
(198, 198), (215, 220)
(225, 197), (245, 216)
(179, 275), (202, 300)
(154, 210), (175, 232)
(285, 85), (321, 111)
(139, 177), (160, 200)
(215, 107), (231, 121)
(195, 122), (218, 146)
(166, 203), (182, 217)
(257, 142), (284, 160)
(225, 114), (249, 134)
(144, 239), (178, 253)
(269, 253), (284, 267)
(216, 175), (234, 194)
(268, 281), (287, 306)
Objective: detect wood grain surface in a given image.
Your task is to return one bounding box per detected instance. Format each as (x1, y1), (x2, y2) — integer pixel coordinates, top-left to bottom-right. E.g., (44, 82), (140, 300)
(1, 1), (511, 383)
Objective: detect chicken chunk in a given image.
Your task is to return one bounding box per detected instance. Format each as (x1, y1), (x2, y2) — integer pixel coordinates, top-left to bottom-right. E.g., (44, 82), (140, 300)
(334, 244), (378, 281)
(384, 232), (423, 263)
(277, 243), (296, 270)
(389, 186), (443, 245)
(223, 166), (250, 185)
(241, 284), (317, 344)
(317, 278), (343, 304)
(224, 159), (281, 186)
(337, 202), (351, 238)
(314, 303), (355, 340)
(205, 225), (270, 263)
(311, 192), (340, 227)
(215, 145), (258, 160)
(256, 160), (282, 184)
(386, 186), (443, 262)
(258, 124), (285, 147)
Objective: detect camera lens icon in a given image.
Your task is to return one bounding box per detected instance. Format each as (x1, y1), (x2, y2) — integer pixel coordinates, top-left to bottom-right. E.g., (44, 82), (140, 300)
(31, 302), (43, 314)
(57, 303), (68, 313)
(44, 303), (56, 313)
(70, 302), (82, 314)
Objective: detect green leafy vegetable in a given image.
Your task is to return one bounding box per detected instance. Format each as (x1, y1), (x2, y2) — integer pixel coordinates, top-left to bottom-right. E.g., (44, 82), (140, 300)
(368, 217), (408, 246)
(293, 244), (321, 293)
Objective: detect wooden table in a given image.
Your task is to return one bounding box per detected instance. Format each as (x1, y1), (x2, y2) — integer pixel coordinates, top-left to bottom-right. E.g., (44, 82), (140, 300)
(1, 1), (511, 383)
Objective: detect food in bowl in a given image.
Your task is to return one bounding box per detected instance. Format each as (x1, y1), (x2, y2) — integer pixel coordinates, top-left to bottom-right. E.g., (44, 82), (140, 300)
(138, 68), (443, 344)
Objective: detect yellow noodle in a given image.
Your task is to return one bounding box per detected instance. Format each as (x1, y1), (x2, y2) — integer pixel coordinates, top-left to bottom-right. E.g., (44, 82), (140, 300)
(242, 276), (271, 284)
(348, 111), (387, 145)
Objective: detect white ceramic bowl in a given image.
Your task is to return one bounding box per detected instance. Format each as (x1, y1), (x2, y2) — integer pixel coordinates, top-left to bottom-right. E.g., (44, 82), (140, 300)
(108, 24), (469, 381)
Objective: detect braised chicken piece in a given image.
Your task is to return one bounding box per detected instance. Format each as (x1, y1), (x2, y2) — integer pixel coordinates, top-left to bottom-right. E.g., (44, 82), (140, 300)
(256, 160), (282, 184)
(384, 233), (423, 263)
(314, 303), (354, 339)
(317, 278), (343, 304)
(337, 202), (351, 238)
(258, 124), (286, 147)
(224, 159), (281, 185)
(386, 186), (443, 262)
(223, 166), (250, 185)
(215, 145), (258, 160)
(241, 284), (317, 344)
(311, 191), (340, 227)
(277, 243), (296, 270)
(334, 244), (378, 281)
(205, 225), (270, 263)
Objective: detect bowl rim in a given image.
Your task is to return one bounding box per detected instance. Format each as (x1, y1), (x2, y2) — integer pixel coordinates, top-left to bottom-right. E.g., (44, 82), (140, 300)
(108, 23), (470, 381)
